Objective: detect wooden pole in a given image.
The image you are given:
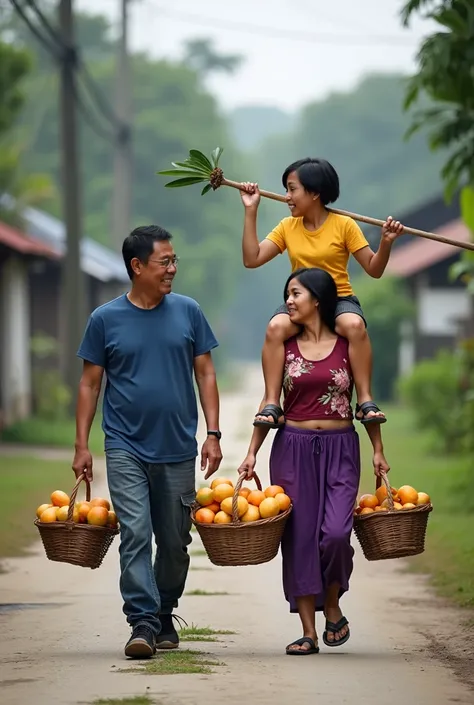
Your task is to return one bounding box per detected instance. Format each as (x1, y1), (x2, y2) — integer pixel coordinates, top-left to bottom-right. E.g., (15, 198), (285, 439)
(222, 178), (474, 253)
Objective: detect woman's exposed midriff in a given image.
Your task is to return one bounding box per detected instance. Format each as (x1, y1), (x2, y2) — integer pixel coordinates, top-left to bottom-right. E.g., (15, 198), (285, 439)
(286, 418), (353, 431)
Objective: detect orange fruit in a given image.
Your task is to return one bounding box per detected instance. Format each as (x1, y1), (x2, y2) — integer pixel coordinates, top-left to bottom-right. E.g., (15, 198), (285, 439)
(40, 507), (58, 523)
(354, 506), (362, 515)
(221, 496), (248, 518)
(275, 493), (291, 512)
(393, 502), (403, 511)
(374, 505), (388, 512)
(259, 497), (280, 519)
(78, 501), (91, 523)
(359, 494), (379, 510)
(36, 503), (52, 519)
(417, 492), (431, 505)
(195, 507), (215, 524)
(87, 506), (109, 526)
(397, 485), (419, 505)
(90, 497), (111, 511)
(401, 503), (417, 510)
(196, 488), (214, 506)
(360, 507), (374, 515)
(210, 477), (233, 490)
(214, 511), (232, 524)
(375, 485), (397, 504)
(56, 505), (79, 522)
(107, 510), (119, 527)
(247, 490), (266, 507)
(51, 490), (70, 508)
(241, 505), (261, 523)
(239, 487), (251, 499)
(264, 485), (285, 498)
(207, 501), (221, 513)
(212, 483), (234, 504)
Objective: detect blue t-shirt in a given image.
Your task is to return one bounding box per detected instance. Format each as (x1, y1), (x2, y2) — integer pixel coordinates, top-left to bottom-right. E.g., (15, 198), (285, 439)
(77, 293), (219, 463)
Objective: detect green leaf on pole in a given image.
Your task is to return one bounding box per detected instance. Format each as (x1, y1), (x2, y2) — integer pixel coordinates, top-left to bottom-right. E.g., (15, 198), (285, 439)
(201, 183), (212, 195)
(189, 149), (213, 172)
(163, 176), (208, 188)
(211, 146), (224, 168)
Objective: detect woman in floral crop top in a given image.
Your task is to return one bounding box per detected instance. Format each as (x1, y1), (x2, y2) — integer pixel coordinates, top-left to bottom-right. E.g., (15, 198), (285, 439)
(238, 267), (390, 655)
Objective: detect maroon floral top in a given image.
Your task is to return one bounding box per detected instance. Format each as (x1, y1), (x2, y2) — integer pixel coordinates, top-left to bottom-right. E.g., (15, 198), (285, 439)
(282, 335), (354, 421)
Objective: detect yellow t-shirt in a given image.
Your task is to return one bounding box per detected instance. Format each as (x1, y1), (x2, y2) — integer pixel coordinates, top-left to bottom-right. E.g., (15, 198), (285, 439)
(265, 213), (369, 297)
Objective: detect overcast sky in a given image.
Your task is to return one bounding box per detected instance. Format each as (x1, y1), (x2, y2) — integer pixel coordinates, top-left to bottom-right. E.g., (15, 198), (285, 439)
(77, 0), (435, 112)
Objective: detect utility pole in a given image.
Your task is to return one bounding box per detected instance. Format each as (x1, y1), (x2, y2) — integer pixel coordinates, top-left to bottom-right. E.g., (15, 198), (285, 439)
(58, 0), (86, 399)
(112, 0), (133, 251)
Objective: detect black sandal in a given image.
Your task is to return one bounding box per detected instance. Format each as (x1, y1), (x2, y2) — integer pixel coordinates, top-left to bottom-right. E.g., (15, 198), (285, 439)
(355, 401), (387, 425)
(286, 636), (320, 655)
(253, 404), (285, 429)
(323, 616), (350, 648)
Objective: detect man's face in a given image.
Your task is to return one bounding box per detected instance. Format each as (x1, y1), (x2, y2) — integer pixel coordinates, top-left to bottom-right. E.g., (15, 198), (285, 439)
(134, 240), (178, 296)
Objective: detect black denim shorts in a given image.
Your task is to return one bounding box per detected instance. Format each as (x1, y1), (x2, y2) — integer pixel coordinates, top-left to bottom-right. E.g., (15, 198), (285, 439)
(271, 295), (367, 327)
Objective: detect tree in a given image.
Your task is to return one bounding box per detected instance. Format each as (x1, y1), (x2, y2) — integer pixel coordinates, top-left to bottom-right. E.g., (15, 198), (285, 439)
(183, 39), (242, 76)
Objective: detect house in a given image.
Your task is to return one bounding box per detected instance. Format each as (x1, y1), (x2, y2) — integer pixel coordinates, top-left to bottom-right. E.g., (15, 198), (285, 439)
(377, 193), (472, 376)
(0, 208), (129, 428)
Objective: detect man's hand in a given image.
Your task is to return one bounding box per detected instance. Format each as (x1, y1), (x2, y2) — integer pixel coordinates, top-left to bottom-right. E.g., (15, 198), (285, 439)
(237, 453), (256, 480)
(381, 215), (404, 242)
(200, 437), (223, 480)
(72, 446), (93, 482)
(373, 450), (390, 477)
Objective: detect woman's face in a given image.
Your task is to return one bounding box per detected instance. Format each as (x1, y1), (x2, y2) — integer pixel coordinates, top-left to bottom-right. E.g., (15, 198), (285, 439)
(286, 277), (318, 324)
(285, 170), (318, 218)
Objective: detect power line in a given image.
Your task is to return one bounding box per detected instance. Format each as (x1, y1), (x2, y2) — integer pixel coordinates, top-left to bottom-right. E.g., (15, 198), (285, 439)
(146, 3), (419, 48)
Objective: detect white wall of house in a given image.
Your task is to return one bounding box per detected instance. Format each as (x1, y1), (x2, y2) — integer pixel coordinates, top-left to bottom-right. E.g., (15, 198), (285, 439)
(0, 256), (31, 425)
(418, 285), (470, 335)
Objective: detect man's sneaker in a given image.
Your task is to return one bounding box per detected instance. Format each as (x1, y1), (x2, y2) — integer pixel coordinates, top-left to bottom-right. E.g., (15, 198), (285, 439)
(124, 623), (156, 659)
(156, 613), (186, 649)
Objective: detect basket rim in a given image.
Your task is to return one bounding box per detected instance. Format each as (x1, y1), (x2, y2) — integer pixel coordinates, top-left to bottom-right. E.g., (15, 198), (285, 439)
(191, 504), (292, 529)
(34, 518), (119, 534)
(354, 502), (433, 523)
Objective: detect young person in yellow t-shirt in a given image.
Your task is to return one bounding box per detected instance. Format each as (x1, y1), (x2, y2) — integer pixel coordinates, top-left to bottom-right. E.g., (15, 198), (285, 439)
(240, 157), (404, 429)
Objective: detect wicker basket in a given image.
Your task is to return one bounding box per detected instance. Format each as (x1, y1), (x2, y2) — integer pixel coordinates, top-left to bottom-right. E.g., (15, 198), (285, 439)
(191, 472), (292, 567)
(34, 473), (119, 569)
(353, 472), (432, 561)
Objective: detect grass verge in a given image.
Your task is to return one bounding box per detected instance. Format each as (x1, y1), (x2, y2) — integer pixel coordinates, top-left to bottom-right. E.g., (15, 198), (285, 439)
(91, 697), (153, 705)
(358, 404), (473, 609)
(179, 624), (236, 642)
(0, 455), (74, 559)
(121, 649), (222, 675)
(1, 415), (104, 453)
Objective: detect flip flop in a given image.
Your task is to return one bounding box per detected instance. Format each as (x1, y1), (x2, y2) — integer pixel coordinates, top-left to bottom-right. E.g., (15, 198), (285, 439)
(323, 616), (350, 648)
(253, 404), (285, 429)
(355, 401), (387, 425)
(286, 636), (320, 655)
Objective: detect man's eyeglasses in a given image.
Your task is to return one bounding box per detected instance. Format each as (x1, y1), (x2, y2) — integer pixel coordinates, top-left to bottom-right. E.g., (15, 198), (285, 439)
(148, 255), (180, 268)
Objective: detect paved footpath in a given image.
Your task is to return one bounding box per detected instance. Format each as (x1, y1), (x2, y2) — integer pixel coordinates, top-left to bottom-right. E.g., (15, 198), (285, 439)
(0, 367), (472, 705)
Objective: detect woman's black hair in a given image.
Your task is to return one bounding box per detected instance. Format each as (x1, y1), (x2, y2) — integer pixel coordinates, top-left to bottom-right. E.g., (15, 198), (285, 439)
(282, 158), (340, 205)
(283, 267), (338, 331)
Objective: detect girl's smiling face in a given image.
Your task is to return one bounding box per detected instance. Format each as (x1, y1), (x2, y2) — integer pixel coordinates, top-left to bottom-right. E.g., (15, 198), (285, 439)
(285, 170), (318, 218)
(286, 277), (318, 325)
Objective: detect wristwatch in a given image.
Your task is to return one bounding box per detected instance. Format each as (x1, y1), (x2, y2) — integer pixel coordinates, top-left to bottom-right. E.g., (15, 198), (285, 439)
(207, 430), (222, 440)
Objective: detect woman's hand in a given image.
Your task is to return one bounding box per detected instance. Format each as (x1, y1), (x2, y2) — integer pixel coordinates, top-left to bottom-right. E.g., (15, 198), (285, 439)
(237, 453), (256, 480)
(381, 215), (404, 242)
(372, 450), (390, 477)
(240, 182), (261, 210)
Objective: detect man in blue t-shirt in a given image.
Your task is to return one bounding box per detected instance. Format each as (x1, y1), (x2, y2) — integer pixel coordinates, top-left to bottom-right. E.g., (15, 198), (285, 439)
(72, 224), (223, 659)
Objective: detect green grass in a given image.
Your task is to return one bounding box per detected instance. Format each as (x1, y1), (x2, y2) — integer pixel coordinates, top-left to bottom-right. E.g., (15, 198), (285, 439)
(190, 549), (207, 557)
(358, 404), (473, 608)
(185, 589), (229, 596)
(0, 455), (77, 559)
(179, 624), (236, 642)
(91, 698), (153, 705)
(1, 415), (104, 454)
(122, 649), (222, 675)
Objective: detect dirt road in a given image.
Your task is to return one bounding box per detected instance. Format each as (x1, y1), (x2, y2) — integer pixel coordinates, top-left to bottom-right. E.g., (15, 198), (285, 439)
(0, 367), (472, 705)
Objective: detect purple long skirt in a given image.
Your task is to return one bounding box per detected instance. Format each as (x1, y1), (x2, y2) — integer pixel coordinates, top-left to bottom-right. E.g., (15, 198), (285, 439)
(270, 425), (360, 613)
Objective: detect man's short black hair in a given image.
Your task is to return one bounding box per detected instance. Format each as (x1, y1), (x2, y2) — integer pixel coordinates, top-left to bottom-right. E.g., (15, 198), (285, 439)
(122, 225), (173, 280)
(282, 158), (340, 205)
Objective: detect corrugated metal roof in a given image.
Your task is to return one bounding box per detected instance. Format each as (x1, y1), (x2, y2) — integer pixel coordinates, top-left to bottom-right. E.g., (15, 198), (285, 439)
(0, 219), (60, 259)
(22, 206), (129, 284)
(386, 219), (471, 278)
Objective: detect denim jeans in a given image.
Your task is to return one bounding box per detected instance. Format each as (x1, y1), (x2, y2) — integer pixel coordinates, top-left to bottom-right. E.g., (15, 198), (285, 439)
(105, 449), (196, 636)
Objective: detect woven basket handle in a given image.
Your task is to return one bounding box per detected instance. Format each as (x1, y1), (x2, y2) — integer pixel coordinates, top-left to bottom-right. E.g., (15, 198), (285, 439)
(375, 471), (394, 510)
(232, 472), (262, 522)
(67, 473), (91, 522)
